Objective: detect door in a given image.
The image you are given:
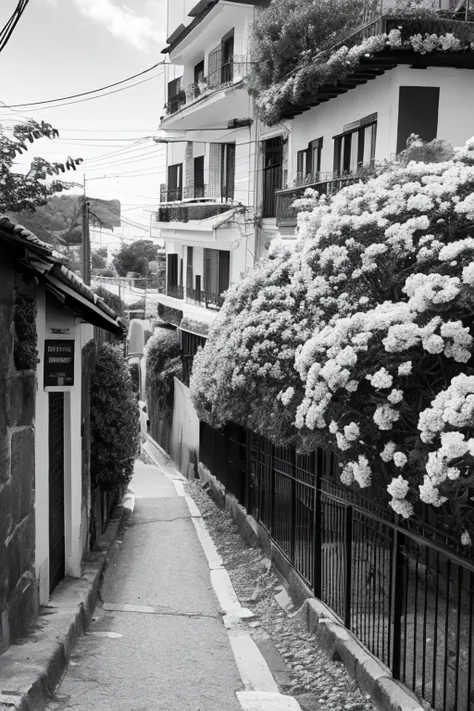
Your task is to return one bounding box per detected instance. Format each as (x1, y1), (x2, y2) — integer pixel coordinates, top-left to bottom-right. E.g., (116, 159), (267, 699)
(186, 246), (194, 295)
(167, 163), (183, 201)
(167, 254), (178, 291)
(194, 156), (204, 198)
(262, 137), (283, 218)
(49, 392), (65, 593)
(194, 60), (205, 97)
(222, 32), (234, 84)
(221, 143), (235, 200)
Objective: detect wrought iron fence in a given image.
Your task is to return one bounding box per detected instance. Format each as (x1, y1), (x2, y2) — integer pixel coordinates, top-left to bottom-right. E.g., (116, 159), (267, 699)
(200, 423), (474, 711)
(157, 202), (233, 223)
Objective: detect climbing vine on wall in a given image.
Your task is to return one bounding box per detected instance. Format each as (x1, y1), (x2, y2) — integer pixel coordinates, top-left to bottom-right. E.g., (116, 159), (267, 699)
(13, 292), (38, 371)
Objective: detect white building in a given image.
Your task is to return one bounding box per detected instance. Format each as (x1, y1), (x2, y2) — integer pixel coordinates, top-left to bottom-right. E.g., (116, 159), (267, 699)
(156, 0), (270, 334)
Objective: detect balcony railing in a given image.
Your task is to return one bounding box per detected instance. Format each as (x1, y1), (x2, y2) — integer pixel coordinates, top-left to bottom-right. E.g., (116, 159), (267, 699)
(165, 56), (251, 116)
(157, 184), (236, 223)
(275, 173), (365, 227)
(164, 285), (224, 309)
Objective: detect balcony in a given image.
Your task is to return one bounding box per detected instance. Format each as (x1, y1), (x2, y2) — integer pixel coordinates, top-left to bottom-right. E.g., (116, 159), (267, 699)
(157, 184), (236, 224)
(275, 173), (363, 228)
(164, 285), (224, 309)
(165, 56), (251, 117)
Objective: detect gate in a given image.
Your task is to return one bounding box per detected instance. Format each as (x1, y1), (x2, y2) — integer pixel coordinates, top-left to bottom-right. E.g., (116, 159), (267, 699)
(49, 392), (65, 592)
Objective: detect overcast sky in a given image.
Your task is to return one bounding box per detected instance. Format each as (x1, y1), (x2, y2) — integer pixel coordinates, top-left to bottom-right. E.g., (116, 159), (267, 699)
(0, 0), (169, 240)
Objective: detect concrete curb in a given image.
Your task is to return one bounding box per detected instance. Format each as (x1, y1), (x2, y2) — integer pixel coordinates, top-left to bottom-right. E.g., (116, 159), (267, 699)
(0, 490), (135, 711)
(197, 463), (425, 711)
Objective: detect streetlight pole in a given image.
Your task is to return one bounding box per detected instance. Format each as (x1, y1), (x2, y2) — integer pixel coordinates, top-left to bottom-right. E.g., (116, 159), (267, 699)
(82, 174), (91, 285)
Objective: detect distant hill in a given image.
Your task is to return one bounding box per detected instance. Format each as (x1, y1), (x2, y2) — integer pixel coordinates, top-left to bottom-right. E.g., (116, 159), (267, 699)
(6, 194), (121, 247)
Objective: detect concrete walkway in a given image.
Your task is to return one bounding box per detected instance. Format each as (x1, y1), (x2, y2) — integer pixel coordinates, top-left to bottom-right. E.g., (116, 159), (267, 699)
(47, 460), (243, 711)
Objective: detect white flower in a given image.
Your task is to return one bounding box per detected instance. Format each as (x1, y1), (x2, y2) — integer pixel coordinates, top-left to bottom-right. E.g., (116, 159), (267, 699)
(380, 441), (397, 462)
(462, 262), (474, 286)
(387, 475), (410, 499)
(366, 367), (393, 390)
(336, 432), (351, 451)
(388, 389), (403, 404)
(344, 422), (360, 442)
(280, 386), (295, 405)
(329, 420), (338, 434)
(374, 404), (400, 430)
(393, 452), (408, 468)
(398, 361), (412, 376)
(390, 498), (414, 518)
(461, 531), (472, 546)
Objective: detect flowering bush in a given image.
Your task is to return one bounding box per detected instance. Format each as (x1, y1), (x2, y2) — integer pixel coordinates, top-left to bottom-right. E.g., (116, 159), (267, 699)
(191, 139), (474, 540)
(251, 13), (474, 125)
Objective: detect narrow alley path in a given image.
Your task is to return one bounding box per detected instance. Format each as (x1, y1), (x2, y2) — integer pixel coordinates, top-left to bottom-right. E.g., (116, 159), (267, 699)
(47, 460), (242, 711)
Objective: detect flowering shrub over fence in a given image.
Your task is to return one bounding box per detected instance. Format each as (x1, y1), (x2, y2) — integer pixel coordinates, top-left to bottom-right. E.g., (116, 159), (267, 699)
(191, 138), (474, 539)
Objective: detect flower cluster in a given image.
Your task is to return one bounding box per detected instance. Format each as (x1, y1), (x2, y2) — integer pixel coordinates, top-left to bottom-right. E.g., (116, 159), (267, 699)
(191, 140), (474, 540)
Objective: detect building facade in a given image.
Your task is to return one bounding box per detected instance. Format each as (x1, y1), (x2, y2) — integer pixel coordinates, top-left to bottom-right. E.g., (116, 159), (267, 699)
(0, 218), (124, 652)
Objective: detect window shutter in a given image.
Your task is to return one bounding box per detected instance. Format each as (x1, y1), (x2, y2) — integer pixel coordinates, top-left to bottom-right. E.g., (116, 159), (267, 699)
(208, 45), (222, 88)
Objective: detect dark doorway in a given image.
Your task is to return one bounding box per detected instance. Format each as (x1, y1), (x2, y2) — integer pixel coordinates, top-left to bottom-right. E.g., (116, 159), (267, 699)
(49, 391), (65, 593)
(222, 31), (234, 84)
(167, 253), (178, 291)
(221, 143), (235, 200)
(167, 163), (183, 201)
(194, 156), (204, 198)
(396, 86), (439, 154)
(262, 137), (283, 218)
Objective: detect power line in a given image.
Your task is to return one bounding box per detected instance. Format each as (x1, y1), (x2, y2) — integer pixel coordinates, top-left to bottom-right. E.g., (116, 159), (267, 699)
(18, 72), (164, 112)
(0, 1), (30, 54)
(7, 60), (167, 108)
(84, 148), (165, 172)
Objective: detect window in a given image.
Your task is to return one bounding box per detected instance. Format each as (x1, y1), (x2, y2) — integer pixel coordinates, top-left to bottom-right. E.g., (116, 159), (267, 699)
(262, 136), (283, 218)
(396, 87), (439, 154)
(222, 31), (234, 84)
(167, 77), (184, 114)
(296, 138), (323, 184)
(296, 150), (308, 181)
(194, 156), (204, 198)
(167, 254), (178, 290)
(186, 246), (194, 290)
(194, 60), (205, 98)
(167, 163), (183, 201)
(221, 143), (235, 200)
(333, 114), (377, 176)
(204, 249), (230, 295)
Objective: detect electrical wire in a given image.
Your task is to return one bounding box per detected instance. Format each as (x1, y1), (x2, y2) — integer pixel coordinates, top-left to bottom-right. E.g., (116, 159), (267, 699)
(84, 149), (165, 172)
(17, 72), (164, 112)
(7, 60), (166, 108)
(0, 0), (30, 54)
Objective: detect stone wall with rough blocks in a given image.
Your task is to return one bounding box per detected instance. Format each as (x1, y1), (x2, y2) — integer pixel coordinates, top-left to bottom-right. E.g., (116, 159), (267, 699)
(0, 254), (38, 653)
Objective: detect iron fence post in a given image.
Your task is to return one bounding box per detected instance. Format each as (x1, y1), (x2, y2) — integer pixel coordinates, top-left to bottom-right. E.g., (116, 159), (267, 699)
(290, 446), (297, 562)
(244, 428), (251, 512)
(344, 504), (353, 630)
(391, 525), (405, 679)
(313, 449), (322, 598)
(269, 441), (275, 534)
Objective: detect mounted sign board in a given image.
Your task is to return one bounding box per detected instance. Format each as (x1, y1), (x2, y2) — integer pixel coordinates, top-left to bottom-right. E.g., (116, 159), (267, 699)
(44, 340), (75, 387)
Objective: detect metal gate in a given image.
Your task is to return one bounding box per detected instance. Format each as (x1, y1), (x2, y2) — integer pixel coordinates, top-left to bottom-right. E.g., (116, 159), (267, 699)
(49, 392), (65, 592)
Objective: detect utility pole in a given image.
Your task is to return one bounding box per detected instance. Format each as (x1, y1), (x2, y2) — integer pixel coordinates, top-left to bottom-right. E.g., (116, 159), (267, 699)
(82, 175), (91, 285)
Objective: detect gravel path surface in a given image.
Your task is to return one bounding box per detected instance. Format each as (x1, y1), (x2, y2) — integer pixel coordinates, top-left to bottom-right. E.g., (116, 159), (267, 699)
(185, 479), (378, 711)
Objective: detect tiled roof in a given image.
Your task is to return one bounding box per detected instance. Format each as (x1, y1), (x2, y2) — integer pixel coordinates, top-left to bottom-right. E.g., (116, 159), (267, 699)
(0, 215), (124, 332)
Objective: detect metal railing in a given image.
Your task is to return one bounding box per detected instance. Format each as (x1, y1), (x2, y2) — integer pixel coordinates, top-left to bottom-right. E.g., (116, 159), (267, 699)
(165, 56), (251, 115)
(275, 174), (364, 227)
(163, 284), (224, 310)
(157, 187), (236, 223)
(200, 422), (474, 711)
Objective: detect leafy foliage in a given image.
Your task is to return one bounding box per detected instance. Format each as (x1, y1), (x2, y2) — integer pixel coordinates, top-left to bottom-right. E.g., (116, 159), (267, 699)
(0, 121), (83, 213)
(7, 195), (121, 248)
(113, 240), (160, 279)
(92, 247), (108, 270)
(94, 285), (126, 318)
(13, 292), (38, 371)
(191, 139), (474, 540)
(145, 327), (181, 421)
(249, 0), (376, 90)
(90, 343), (140, 491)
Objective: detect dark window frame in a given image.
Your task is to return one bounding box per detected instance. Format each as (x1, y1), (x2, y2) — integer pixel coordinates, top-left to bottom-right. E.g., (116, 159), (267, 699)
(167, 163), (183, 201)
(333, 114), (377, 176)
(296, 137), (323, 182)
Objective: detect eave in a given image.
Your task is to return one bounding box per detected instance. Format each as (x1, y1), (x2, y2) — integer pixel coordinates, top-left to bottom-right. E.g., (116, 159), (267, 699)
(279, 49), (474, 120)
